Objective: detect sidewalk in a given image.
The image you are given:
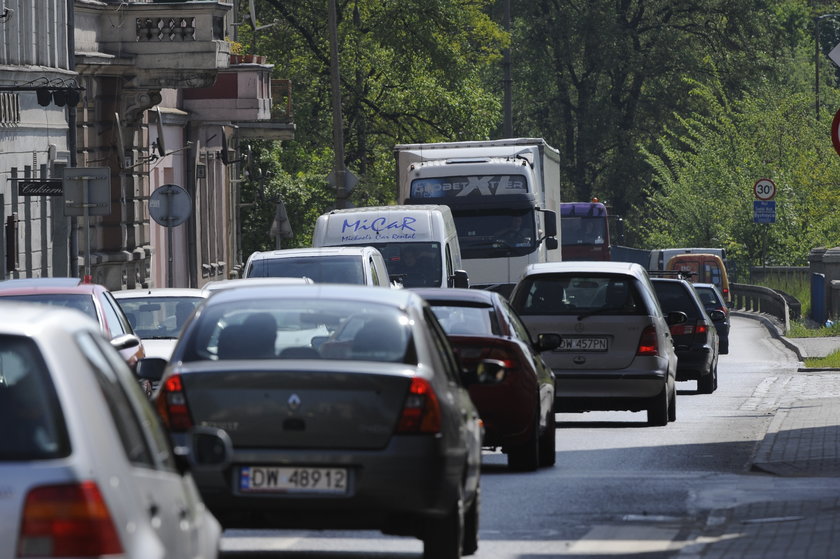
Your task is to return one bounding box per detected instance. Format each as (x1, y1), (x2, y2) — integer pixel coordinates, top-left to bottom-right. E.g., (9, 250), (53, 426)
(688, 312), (840, 558)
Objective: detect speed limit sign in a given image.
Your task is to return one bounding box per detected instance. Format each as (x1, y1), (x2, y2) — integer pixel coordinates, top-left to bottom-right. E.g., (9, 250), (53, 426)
(753, 178), (776, 201)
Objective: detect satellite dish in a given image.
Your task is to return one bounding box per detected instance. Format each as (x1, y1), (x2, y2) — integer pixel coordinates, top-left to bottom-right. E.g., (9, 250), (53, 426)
(220, 127), (230, 165)
(153, 106), (166, 157)
(114, 113), (127, 169)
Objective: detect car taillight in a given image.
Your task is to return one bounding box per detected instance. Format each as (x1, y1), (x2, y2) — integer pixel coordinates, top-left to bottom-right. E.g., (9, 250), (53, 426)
(396, 377), (441, 434)
(637, 325), (659, 356)
(17, 481), (123, 557)
(695, 321), (710, 336)
(155, 373), (193, 431)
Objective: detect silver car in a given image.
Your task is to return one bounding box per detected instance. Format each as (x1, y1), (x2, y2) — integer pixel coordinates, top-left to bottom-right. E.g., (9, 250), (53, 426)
(509, 262), (685, 426)
(141, 284), (487, 558)
(0, 302), (227, 558)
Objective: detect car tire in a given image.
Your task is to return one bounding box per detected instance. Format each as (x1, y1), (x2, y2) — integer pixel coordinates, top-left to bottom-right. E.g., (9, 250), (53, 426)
(697, 363), (716, 394)
(423, 489), (464, 559)
(538, 411), (556, 467)
(647, 386), (669, 426)
(667, 386), (676, 422)
(462, 483), (479, 556)
(508, 412), (540, 471)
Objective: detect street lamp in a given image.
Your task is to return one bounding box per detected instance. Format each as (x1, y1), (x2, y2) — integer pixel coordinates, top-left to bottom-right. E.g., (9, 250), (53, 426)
(815, 13), (840, 118)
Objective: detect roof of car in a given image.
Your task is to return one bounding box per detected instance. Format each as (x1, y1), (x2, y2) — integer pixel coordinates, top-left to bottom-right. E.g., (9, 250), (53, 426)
(247, 246), (381, 261)
(521, 261), (648, 279)
(201, 277), (315, 294)
(113, 287), (206, 299)
(204, 283), (419, 308)
(410, 287), (497, 304)
(0, 277), (104, 294)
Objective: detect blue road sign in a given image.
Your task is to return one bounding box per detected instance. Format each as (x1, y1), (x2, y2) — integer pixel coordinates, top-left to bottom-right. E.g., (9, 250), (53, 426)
(754, 200), (776, 224)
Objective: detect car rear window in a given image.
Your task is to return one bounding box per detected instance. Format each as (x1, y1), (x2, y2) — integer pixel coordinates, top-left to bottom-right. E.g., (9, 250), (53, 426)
(0, 293), (96, 320)
(428, 303), (501, 336)
(694, 287), (721, 308)
(512, 274), (646, 316)
(247, 255), (366, 285)
(652, 281), (702, 318)
(0, 335), (70, 460)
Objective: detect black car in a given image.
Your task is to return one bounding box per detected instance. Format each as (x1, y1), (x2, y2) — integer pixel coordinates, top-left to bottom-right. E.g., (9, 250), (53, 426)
(693, 282), (730, 355)
(651, 277), (724, 394)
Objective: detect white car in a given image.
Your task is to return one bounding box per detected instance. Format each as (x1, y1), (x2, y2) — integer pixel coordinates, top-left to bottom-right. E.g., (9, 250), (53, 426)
(0, 302), (229, 558)
(114, 288), (207, 360)
(243, 246), (395, 287)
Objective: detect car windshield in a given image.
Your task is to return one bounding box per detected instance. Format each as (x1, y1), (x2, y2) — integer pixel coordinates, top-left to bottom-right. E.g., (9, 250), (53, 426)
(117, 296), (203, 338)
(430, 303), (501, 336)
(247, 256), (365, 284)
(0, 293), (96, 320)
(513, 275), (644, 316)
(0, 335), (70, 460)
(182, 298), (415, 364)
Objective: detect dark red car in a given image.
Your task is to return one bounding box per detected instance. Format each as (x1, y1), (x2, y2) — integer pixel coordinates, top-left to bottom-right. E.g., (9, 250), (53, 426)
(0, 278), (148, 389)
(413, 288), (561, 471)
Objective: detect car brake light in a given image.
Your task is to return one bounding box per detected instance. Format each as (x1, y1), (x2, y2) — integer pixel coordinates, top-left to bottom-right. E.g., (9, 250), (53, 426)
(695, 321), (710, 335)
(396, 377), (441, 434)
(155, 373), (193, 431)
(637, 325), (658, 356)
(17, 481), (123, 557)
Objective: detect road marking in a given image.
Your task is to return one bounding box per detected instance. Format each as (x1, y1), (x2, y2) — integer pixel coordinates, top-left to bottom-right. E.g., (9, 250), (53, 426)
(568, 525), (682, 554)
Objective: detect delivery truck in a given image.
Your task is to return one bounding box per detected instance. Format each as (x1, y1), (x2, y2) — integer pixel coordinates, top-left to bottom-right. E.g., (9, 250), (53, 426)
(395, 138), (561, 296)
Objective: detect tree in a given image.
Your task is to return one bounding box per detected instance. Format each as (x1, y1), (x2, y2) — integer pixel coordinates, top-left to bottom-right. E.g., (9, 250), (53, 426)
(236, 0), (506, 253)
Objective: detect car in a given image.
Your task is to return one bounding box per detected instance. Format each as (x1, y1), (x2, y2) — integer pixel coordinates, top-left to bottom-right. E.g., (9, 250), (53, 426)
(0, 277), (146, 370)
(665, 252), (732, 303)
(139, 284), (489, 558)
(412, 287), (561, 471)
(693, 282), (730, 355)
(508, 261), (685, 426)
(650, 275), (723, 393)
(243, 246), (395, 287)
(113, 288), (207, 360)
(0, 301), (230, 559)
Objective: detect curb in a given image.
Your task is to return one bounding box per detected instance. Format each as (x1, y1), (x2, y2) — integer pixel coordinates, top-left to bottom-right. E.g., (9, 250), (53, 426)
(730, 310), (804, 361)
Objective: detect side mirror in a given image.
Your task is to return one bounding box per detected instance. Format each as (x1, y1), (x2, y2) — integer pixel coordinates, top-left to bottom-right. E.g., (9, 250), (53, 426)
(450, 270), (470, 288)
(535, 332), (562, 352)
(135, 357), (168, 382)
(666, 311), (687, 325)
(708, 309), (726, 322)
(542, 209), (558, 237)
(543, 237), (559, 250)
(111, 333), (141, 351)
(172, 426), (233, 475)
(474, 359), (506, 385)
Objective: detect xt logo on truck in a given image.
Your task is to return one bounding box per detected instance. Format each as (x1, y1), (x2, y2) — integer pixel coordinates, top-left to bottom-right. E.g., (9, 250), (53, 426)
(410, 175), (528, 198)
(339, 216), (418, 242)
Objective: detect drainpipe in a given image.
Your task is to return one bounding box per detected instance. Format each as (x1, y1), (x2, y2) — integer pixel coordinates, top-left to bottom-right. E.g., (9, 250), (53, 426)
(67, 0), (78, 277)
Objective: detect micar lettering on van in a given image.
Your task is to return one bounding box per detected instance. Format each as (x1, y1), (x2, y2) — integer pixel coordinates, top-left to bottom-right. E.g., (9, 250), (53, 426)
(312, 205), (469, 289)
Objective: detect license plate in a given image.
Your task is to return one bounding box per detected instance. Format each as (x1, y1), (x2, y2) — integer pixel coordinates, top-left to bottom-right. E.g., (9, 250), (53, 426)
(558, 337), (608, 352)
(240, 466), (349, 494)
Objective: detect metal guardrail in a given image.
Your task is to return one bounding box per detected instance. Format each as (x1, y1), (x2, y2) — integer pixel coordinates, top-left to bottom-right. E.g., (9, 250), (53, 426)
(731, 283), (801, 334)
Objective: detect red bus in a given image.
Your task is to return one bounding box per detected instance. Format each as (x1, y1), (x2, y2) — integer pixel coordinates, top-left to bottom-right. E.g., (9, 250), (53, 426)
(560, 201), (611, 261)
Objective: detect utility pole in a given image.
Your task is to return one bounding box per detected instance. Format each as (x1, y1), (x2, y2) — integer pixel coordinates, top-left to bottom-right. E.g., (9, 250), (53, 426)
(328, 0), (348, 209)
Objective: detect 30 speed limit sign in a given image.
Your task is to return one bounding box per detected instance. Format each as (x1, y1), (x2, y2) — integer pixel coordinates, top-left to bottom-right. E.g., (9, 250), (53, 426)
(753, 178), (776, 201)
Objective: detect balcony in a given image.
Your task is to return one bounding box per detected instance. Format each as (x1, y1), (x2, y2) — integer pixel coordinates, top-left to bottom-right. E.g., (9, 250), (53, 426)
(75, 1), (232, 89)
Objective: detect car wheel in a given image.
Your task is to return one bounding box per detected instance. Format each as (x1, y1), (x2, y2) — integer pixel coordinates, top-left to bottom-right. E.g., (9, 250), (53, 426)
(667, 386), (676, 422)
(697, 363), (716, 394)
(423, 488), (464, 559)
(538, 411), (556, 467)
(647, 386), (668, 426)
(507, 412), (540, 471)
(462, 483), (479, 556)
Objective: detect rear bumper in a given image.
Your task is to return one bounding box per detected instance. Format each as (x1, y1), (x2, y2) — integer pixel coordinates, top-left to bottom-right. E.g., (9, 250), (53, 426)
(674, 345), (715, 379)
(189, 436), (469, 534)
(552, 368), (670, 412)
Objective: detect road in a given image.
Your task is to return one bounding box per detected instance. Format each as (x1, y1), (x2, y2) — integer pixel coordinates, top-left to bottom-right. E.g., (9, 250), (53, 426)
(221, 315), (839, 558)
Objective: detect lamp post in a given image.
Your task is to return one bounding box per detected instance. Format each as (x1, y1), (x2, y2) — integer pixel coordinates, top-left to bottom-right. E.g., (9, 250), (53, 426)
(815, 13), (840, 119)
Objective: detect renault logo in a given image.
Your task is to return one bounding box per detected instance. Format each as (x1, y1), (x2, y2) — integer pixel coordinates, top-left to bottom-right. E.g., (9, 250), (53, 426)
(288, 393), (301, 411)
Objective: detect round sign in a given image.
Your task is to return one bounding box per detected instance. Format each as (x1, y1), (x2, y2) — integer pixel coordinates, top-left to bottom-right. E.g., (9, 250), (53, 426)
(149, 184), (192, 227)
(753, 178), (776, 201)
(832, 108), (840, 157)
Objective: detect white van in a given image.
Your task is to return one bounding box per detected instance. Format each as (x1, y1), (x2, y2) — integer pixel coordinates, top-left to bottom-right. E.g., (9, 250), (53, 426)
(312, 205), (469, 288)
(242, 246), (393, 288)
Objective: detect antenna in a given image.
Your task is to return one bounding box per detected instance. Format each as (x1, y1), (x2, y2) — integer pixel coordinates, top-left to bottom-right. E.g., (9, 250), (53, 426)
(248, 0), (278, 31)
(114, 112), (129, 170)
(153, 106), (166, 157)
